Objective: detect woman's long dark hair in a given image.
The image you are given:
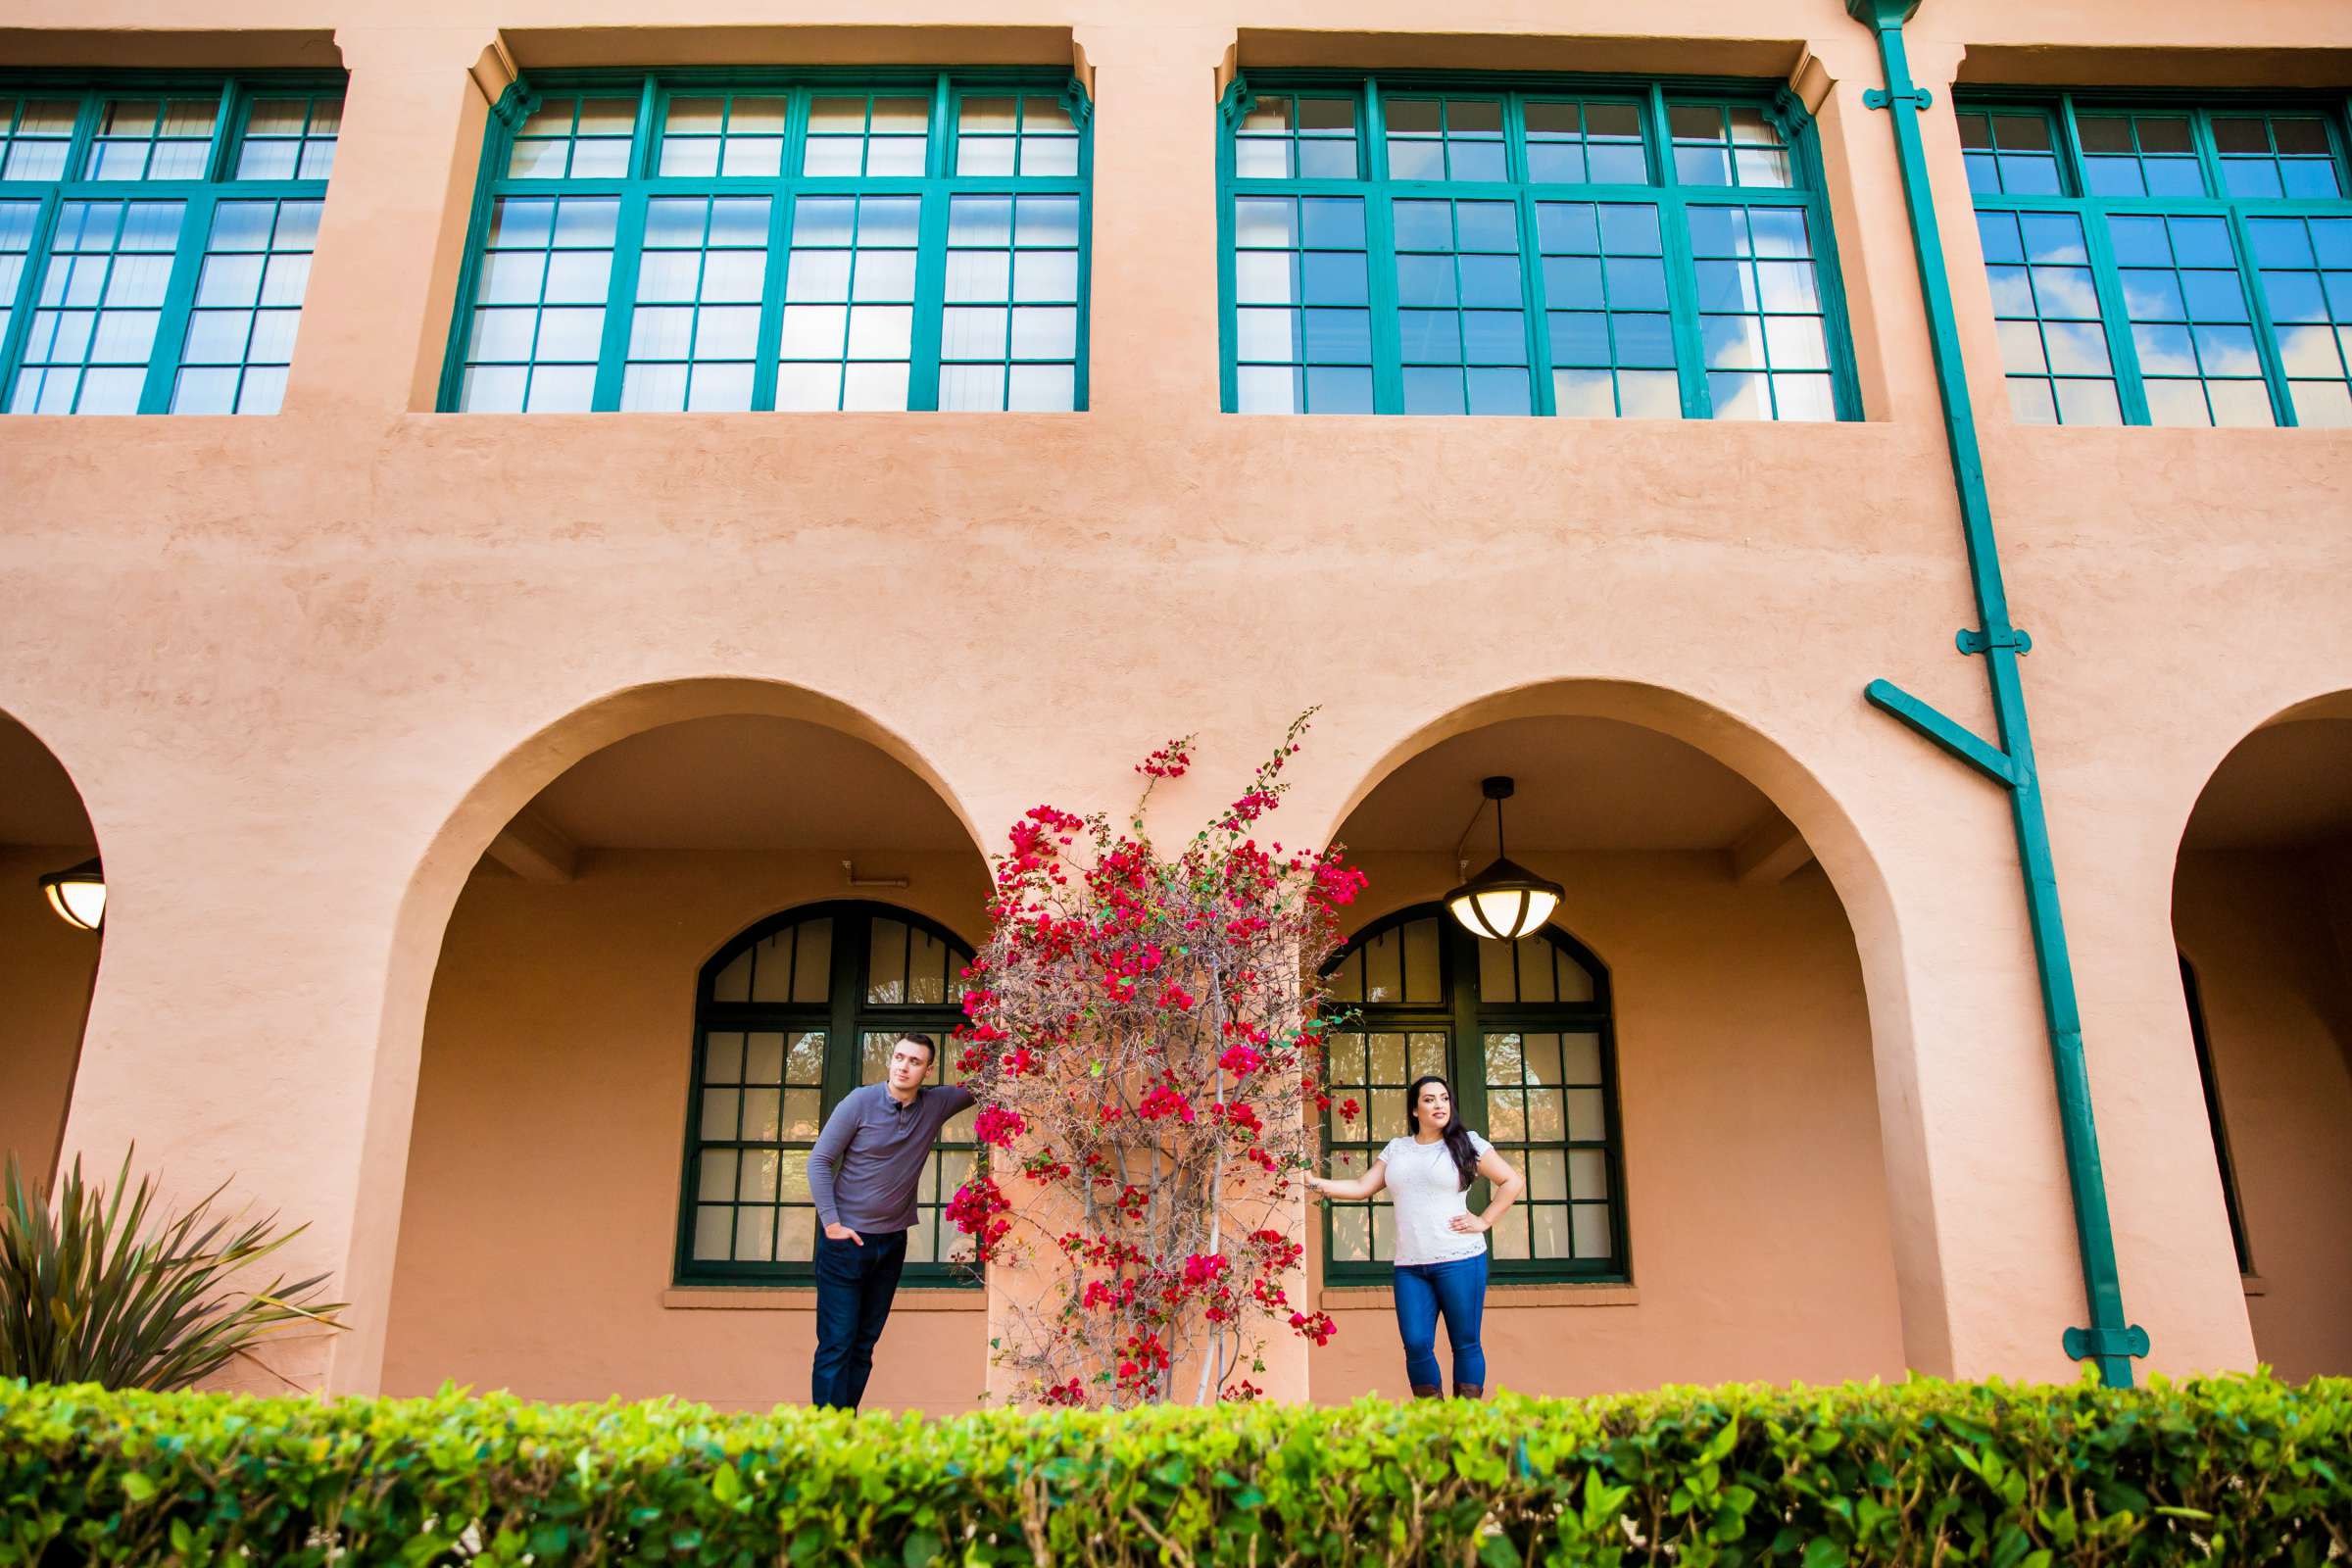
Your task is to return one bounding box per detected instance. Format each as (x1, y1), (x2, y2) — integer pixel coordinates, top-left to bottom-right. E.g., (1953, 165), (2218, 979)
(1404, 1075), (1480, 1192)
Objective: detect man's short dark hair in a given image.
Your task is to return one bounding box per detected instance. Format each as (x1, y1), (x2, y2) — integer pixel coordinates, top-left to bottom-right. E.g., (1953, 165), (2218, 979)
(898, 1032), (937, 1064)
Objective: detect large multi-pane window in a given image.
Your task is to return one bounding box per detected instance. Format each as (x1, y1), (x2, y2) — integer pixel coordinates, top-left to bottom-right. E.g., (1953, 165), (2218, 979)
(678, 903), (981, 1287)
(0, 76), (342, 414)
(1217, 74), (1856, 419)
(1959, 95), (2352, 428)
(1320, 907), (1626, 1284)
(445, 74), (1090, 413)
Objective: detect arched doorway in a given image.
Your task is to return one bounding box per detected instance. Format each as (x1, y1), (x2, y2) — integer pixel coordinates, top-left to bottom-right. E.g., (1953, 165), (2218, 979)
(0, 710), (103, 1190)
(376, 696), (993, 1414)
(1313, 692), (1909, 1396)
(2171, 697), (2352, 1379)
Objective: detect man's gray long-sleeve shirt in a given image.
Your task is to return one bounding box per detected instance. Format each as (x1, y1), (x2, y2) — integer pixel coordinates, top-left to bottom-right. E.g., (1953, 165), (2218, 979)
(807, 1082), (976, 1234)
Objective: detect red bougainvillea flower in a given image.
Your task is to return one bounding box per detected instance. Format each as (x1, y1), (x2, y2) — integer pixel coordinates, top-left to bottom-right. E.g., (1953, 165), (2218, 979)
(973, 1105), (1028, 1148)
(1288, 1309), (1339, 1347)
(946, 712), (1360, 1407)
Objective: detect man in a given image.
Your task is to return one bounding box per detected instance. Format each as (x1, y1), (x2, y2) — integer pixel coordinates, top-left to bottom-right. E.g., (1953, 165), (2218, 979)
(804, 1031), (973, 1411)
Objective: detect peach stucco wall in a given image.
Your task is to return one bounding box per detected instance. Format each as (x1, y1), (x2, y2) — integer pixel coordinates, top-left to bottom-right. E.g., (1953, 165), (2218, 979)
(0, 847), (100, 1189)
(384, 850), (993, 1414)
(1311, 854), (1907, 1399)
(2174, 850), (2352, 1383)
(6, 0), (2345, 1400)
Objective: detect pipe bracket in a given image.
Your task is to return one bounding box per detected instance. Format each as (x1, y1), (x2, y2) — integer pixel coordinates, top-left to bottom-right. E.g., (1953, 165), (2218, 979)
(1958, 626), (2034, 656)
(1863, 86), (1934, 110)
(2062, 1324), (2151, 1362)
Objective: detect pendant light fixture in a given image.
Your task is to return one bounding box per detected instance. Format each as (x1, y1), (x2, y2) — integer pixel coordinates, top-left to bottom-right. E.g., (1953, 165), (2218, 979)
(1445, 777), (1563, 942)
(39, 857), (105, 932)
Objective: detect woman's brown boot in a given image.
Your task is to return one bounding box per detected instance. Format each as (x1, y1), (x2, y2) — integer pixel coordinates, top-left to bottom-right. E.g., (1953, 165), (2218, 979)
(1410, 1384), (1444, 1399)
(1452, 1383), (1485, 1399)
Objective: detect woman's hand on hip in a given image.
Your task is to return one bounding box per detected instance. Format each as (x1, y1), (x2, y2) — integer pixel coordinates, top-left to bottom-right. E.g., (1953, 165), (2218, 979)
(1448, 1213), (1492, 1234)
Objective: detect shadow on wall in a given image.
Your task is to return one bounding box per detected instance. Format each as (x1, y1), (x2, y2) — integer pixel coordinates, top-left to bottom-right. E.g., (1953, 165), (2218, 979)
(0, 709), (103, 1189)
(2172, 693), (2352, 1381)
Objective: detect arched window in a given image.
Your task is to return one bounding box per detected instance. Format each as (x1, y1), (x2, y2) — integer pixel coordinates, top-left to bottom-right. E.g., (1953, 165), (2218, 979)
(676, 901), (979, 1287)
(1321, 905), (1626, 1283)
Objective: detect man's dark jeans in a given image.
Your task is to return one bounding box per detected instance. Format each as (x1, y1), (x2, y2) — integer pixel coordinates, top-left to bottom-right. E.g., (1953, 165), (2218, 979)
(811, 1228), (908, 1410)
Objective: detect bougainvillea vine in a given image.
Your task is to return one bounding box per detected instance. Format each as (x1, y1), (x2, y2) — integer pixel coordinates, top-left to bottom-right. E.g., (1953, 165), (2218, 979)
(945, 711), (1364, 1406)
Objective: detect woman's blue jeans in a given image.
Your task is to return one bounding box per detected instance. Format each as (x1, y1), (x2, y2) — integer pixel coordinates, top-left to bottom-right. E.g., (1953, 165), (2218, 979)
(1393, 1250), (1488, 1390)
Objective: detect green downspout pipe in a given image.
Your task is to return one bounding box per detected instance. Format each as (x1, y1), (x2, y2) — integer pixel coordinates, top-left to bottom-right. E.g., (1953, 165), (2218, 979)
(1845, 0), (2148, 1388)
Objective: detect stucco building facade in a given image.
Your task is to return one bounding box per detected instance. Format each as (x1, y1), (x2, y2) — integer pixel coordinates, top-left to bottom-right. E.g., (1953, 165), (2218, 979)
(2, 0), (2346, 1414)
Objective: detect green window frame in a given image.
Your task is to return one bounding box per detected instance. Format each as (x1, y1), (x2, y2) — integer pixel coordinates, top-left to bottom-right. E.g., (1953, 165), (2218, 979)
(1956, 91), (2352, 428)
(677, 901), (982, 1288)
(1319, 906), (1628, 1286)
(442, 71), (1092, 414)
(1215, 72), (1860, 419)
(0, 73), (344, 415)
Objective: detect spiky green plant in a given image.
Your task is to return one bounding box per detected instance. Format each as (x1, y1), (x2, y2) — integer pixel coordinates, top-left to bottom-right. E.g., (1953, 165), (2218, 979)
(0, 1151), (345, 1391)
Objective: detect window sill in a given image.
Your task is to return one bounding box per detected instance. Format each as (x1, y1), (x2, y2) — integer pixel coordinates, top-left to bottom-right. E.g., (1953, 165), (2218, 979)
(661, 1286), (985, 1312)
(1319, 1281), (1638, 1309)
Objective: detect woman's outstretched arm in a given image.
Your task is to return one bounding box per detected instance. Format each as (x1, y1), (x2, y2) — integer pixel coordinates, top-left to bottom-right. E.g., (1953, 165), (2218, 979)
(1305, 1157), (1388, 1201)
(1450, 1148), (1527, 1235)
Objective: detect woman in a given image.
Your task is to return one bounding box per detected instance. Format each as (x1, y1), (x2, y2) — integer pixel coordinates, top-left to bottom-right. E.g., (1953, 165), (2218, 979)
(1305, 1074), (1526, 1399)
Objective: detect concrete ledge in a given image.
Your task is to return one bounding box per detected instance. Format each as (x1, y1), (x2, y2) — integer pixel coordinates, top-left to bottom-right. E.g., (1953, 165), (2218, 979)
(1320, 1282), (1639, 1310)
(661, 1287), (986, 1312)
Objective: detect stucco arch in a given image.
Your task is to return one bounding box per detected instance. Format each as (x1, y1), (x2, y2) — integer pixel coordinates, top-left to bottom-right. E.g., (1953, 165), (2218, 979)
(2163, 685), (2352, 871)
(335, 675), (989, 1393)
(1315, 677), (1950, 1375)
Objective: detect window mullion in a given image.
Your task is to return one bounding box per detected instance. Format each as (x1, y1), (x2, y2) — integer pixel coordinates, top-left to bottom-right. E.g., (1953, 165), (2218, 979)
(1659, 193), (1709, 419)
(62, 85), (102, 185)
(906, 184), (947, 411)
(825, 908), (865, 1113)
(1643, 83), (1712, 418)
(593, 185), (648, 411)
(1520, 186), (1554, 416)
(2078, 206), (2150, 424)
(784, 85), (811, 184)
(1362, 77), (1403, 413)
(137, 190), (213, 414)
(205, 79), (240, 184)
(2224, 203), (2297, 425)
(1446, 919), (1492, 1218)
(2055, 94), (2093, 198)
(927, 73), (952, 178)
(629, 76), (660, 180)
(750, 168), (789, 411)
(1642, 81), (1673, 190)
(2186, 107), (2229, 199)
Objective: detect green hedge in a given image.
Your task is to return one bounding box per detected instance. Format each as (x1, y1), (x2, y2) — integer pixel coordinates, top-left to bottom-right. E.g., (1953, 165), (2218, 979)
(3, 1373), (2346, 1566)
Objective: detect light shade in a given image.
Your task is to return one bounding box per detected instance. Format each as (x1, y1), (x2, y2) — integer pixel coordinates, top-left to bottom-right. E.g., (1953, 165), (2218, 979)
(1445, 856), (1564, 942)
(39, 858), (105, 932)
